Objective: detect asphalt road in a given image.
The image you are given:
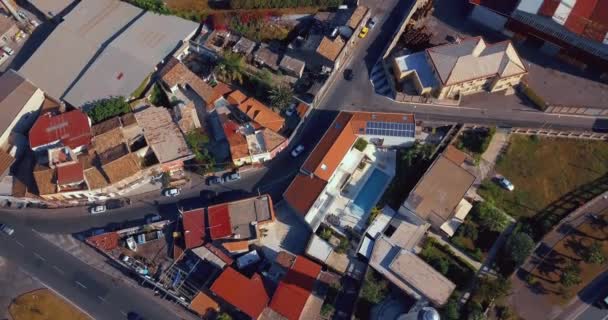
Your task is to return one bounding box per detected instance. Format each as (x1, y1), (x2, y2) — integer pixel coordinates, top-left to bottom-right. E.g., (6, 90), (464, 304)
(0, 226), (179, 320)
(573, 272), (608, 320)
(317, 0), (604, 132)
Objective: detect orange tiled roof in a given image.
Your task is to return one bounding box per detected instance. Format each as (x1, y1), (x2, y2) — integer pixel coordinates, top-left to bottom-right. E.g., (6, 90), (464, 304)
(262, 128), (286, 153)
(189, 292), (219, 317)
(227, 90), (248, 105)
(283, 174), (327, 216)
(269, 256), (321, 320)
(238, 98), (285, 133)
(211, 268), (269, 319)
(316, 36), (346, 62)
(222, 240), (250, 253)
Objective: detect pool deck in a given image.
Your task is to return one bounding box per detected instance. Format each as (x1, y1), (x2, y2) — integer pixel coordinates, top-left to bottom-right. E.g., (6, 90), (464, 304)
(308, 143), (396, 233)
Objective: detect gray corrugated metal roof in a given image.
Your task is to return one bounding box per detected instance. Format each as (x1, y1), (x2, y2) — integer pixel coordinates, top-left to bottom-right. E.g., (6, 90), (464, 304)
(0, 70), (40, 136)
(20, 0), (197, 106)
(28, 0), (76, 17)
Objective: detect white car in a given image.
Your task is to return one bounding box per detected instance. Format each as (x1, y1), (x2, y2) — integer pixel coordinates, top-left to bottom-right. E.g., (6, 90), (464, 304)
(30, 19), (39, 27)
(89, 205), (106, 214)
(2, 46), (14, 56)
(0, 223), (14, 235)
(291, 145), (305, 158)
(497, 177), (514, 191)
(163, 188), (180, 197)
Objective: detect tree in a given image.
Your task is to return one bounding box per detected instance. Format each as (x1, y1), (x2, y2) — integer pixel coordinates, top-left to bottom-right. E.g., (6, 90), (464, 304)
(149, 83), (170, 107)
(475, 277), (511, 303)
(269, 85), (293, 112)
(429, 256), (449, 275)
(127, 0), (170, 14)
(215, 52), (245, 84)
(475, 202), (509, 232)
(505, 231), (534, 265)
(217, 312), (233, 320)
(402, 141), (434, 166)
(442, 299), (460, 320)
(360, 270), (388, 304)
(560, 262), (582, 287)
(87, 97), (130, 123)
(585, 241), (606, 264)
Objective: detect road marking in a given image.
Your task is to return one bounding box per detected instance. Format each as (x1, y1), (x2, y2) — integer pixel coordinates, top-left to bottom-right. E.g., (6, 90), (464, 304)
(53, 265), (65, 275)
(33, 252), (46, 261)
(97, 296), (106, 302)
(75, 281), (87, 289)
(15, 240), (24, 247)
(120, 310), (127, 316)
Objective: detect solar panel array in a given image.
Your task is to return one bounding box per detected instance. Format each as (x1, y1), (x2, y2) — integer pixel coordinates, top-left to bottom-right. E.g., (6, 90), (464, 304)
(365, 121), (415, 137)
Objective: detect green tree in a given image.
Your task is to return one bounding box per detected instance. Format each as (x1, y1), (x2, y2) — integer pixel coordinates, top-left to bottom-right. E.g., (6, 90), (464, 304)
(149, 83), (170, 107)
(429, 256), (449, 275)
(442, 299), (460, 320)
(126, 0), (170, 14)
(215, 52), (245, 84)
(475, 277), (511, 303)
(584, 241), (606, 265)
(475, 202), (509, 232)
(505, 231), (534, 265)
(360, 270), (388, 304)
(87, 97), (130, 123)
(402, 141), (434, 166)
(217, 312), (233, 320)
(320, 303), (335, 317)
(269, 85), (293, 112)
(560, 262), (582, 288)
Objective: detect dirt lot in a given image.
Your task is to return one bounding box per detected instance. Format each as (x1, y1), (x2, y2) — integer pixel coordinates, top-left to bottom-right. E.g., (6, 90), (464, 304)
(527, 206), (608, 305)
(478, 135), (608, 220)
(9, 288), (90, 320)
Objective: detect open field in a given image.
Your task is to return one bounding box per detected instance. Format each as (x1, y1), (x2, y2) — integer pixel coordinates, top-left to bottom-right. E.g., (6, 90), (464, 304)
(478, 135), (608, 222)
(9, 289), (90, 320)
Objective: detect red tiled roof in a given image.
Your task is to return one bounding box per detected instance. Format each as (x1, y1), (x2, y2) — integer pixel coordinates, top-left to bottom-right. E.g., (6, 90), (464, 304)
(283, 174), (327, 216)
(204, 243), (234, 265)
(56, 162), (84, 185)
(29, 110), (91, 150)
(222, 240), (250, 253)
(238, 98), (285, 133)
(532, 0), (608, 43)
(208, 204), (232, 240)
(269, 256), (321, 320)
(183, 208), (206, 249)
(86, 232), (119, 251)
(211, 267), (269, 319)
(227, 90), (248, 105)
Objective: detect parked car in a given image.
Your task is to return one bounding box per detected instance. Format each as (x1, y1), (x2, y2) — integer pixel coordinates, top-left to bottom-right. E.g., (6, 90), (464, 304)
(358, 26), (369, 38)
(344, 68), (354, 81)
(17, 10), (27, 20)
(2, 46), (14, 56)
(207, 176), (225, 185)
(162, 188), (181, 197)
(89, 204), (106, 215)
(285, 103), (297, 117)
(30, 19), (39, 27)
(497, 176), (514, 191)
(145, 214), (162, 224)
(224, 172), (241, 182)
(367, 17), (378, 29)
(0, 223), (14, 235)
(291, 145), (305, 158)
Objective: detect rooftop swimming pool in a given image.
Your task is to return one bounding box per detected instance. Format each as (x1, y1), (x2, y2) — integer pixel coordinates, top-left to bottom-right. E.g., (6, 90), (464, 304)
(352, 169), (391, 217)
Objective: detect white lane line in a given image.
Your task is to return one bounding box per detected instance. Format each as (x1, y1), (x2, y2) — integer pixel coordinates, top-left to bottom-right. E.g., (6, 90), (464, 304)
(75, 281), (87, 289)
(97, 296), (106, 302)
(33, 252), (46, 261)
(53, 265), (65, 275)
(15, 240), (24, 247)
(120, 310), (128, 316)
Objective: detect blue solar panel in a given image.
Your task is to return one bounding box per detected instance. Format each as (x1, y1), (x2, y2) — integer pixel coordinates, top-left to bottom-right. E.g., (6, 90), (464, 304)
(365, 121), (415, 138)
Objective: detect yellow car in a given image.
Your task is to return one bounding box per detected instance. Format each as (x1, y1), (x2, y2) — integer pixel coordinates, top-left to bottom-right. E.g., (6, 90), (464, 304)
(358, 26), (369, 38)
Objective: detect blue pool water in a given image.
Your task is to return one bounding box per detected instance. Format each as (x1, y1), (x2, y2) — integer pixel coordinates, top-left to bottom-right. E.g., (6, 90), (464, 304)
(352, 169), (391, 217)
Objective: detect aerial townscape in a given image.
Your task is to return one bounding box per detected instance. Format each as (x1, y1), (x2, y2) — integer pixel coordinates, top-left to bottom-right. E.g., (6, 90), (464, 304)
(1, 0), (608, 320)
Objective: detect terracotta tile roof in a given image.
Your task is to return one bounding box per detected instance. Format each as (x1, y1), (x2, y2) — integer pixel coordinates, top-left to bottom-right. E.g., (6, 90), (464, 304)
(120, 113), (137, 127)
(269, 256), (321, 320)
(91, 117), (122, 136)
(92, 127), (125, 154)
(33, 166), (55, 195)
(204, 243), (234, 265)
(101, 153), (141, 184)
(210, 82), (232, 103)
(316, 36), (346, 62)
(296, 103), (309, 119)
(29, 110), (92, 150)
(160, 58), (217, 104)
(208, 204), (233, 240)
(222, 240), (250, 253)
(227, 90), (248, 105)
(0, 149), (14, 176)
(262, 129), (287, 153)
(238, 98), (285, 133)
(301, 112), (356, 181)
(189, 292), (219, 317)
(86, 232), (119, 251)
(223, 119), (250, 161)
(347, 6), (368, 29)
(56, 162), (84, 185)
(275, 251), (296, 269)
(84, 167), (108, 190)
(443, 145), (467, 165)
(211, 267), (270, 319)
(183, 208), (206, 249)
(283, 174), (327, 216)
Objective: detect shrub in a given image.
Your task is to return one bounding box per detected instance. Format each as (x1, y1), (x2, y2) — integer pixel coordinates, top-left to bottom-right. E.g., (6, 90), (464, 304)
(149, 83), (170, 107)
(584, 241), (606, 265)
(335, 236), (349, 254)
(320, 303), (335, 317)
(360, 270), (388, 304)
(126, 0), (170, 14)
(458, 222), (479, 241)
(474, 202), (509, 233)
(319, 227), (332, 241)
(353, 138), (369, 152)
(429, 256), (449, 275)
(560, 262), (582, 287)
(367, 207), (381, 226)
(87, 97), (130, 123)
(442, 299), (460, 320)
(505, 231), (535, 265)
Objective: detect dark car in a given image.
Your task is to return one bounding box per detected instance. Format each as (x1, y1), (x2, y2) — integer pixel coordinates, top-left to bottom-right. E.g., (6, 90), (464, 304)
(207, 175), (225, 185)
(344, 68), (353, 81)
(224, 172), (241, 182)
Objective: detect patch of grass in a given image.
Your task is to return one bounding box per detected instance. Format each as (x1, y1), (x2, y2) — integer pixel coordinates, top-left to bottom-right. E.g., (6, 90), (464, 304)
(9, 289), (90, 320)
(131, 73), (152, 98)
(455, 127), (496, 157)
(478, 136), (608, 236)
(353, 138), (368, 152)
(419, 237), (476, 289)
